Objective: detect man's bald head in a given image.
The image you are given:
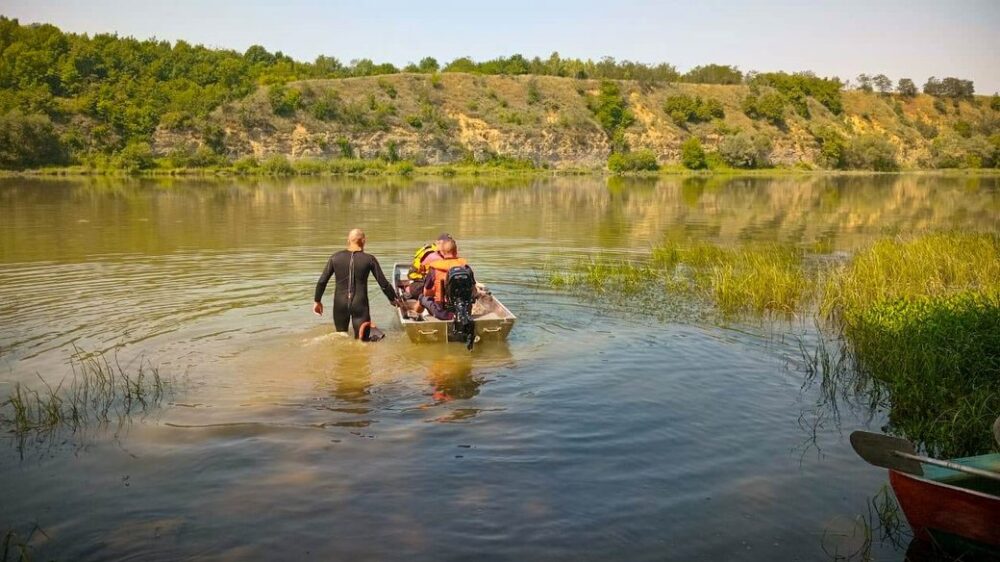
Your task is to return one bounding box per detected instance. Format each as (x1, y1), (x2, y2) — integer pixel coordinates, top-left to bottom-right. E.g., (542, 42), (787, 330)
(347, 228), (366, 248)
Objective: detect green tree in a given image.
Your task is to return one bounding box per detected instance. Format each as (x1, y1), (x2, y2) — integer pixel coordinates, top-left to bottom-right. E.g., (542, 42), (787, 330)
(856, 74), (873, 92)
(872, 74), (892, 95)
(663, 94), (724, 125)
(897, 78), (918, 97)
(417, 57), (440, 73)
(990, 94), (1000, 111)
(680, 137), (706, 169)
(682, 64), (743, 85)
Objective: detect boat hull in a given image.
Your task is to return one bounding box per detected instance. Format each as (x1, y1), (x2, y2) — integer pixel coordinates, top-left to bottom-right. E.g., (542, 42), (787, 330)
(890, 469), (1000, 550)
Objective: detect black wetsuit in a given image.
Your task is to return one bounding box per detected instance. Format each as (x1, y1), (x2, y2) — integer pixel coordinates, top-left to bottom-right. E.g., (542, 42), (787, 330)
(314, 250), (396, 337)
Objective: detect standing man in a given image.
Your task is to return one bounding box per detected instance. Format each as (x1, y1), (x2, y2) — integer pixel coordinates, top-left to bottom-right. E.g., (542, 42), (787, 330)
(313, 228), (400, 338)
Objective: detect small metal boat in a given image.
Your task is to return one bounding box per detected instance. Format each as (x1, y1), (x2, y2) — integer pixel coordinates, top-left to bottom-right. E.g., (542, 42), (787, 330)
(391, 262), (516, 344)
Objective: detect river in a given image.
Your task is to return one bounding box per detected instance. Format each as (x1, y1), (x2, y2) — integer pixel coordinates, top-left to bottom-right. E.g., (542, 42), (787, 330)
(1, 174), (997, 560)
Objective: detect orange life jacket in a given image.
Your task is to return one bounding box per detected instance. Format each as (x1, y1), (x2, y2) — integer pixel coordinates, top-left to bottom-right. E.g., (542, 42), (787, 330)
(424, 258), (468, 303)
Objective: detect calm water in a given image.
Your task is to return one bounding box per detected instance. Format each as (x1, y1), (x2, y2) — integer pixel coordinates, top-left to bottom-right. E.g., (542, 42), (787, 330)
(1, 175), (997, 561)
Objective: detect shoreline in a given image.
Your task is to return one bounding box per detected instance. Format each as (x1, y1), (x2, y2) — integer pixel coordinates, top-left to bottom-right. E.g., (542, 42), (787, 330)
(4, 163), (1000, 180)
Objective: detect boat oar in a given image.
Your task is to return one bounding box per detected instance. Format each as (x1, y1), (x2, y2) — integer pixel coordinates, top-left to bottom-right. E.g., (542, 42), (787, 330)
(850, 431), (1000, 483)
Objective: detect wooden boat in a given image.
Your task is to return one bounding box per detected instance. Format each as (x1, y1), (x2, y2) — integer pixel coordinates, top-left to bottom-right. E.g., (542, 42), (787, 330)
(889, 453), (1000, 553)
(391, 262), (516, 344)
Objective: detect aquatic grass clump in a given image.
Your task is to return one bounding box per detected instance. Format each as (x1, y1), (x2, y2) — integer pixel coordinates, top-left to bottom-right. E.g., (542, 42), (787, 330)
(548, 257), (658, 297)
(652, 240), (815, 316)
(821, 232), (1000, 322)
(0, 348), (168, 436)
(822, 233), (1000, 457)
(842, 291), (1000, 457)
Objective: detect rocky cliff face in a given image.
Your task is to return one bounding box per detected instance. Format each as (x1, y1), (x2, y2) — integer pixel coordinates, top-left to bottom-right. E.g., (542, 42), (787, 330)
(151, 73), (997, 169)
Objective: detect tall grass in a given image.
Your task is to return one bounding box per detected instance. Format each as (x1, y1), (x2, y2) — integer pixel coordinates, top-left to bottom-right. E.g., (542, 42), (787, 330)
(820, 233), (1000, 457)
(0, 348), (168, 436)
(551, 241), (815, 316)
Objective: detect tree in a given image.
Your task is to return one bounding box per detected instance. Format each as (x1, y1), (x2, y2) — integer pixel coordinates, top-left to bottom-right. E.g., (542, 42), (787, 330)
(856, 74), (873, 92)
(680, 137), (706, 169)
(924, 76), (974, 98)
(872, 74), (892, 95)
(991, 94), (1000, 111)
(897, 78), (918, 97)
(417, 57), (439, 73)
(682, 64), (743, 85)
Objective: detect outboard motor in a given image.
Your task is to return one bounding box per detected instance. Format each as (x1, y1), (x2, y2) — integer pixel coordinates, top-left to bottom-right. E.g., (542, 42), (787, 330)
(445, 265), (476, 350)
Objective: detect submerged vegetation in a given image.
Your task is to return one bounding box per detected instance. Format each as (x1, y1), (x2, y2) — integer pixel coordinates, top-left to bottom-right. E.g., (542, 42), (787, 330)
(548, 232), (1000, 456)
(0, 347), (168, 438)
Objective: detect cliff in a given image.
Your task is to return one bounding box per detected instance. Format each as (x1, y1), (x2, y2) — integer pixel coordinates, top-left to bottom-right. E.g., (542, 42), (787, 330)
(152, 73), (999, 169)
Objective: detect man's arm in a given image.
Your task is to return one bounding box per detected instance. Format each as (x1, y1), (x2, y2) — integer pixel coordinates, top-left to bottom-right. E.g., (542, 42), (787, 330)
(313, 256), (335, 315)
(370, 256), (399, 304)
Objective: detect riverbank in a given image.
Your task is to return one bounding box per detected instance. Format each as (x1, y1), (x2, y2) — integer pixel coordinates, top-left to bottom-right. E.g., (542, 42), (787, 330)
(5, 160), (1000, 179)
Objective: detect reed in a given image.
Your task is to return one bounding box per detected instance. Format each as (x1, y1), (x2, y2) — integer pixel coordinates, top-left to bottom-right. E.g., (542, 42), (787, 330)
(0, 347), (168, 435)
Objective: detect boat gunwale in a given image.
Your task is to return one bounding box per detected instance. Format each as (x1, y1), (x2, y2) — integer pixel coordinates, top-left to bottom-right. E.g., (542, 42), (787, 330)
(891, 467), (1000, 502)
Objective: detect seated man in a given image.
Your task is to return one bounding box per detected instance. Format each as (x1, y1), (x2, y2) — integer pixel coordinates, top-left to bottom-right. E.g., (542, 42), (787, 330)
(418, 238), (475, 321)
(405, 233), (452, 300)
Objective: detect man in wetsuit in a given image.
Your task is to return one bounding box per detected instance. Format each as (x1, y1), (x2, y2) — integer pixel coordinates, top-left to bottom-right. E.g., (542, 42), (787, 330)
(312, 228), (401, 338)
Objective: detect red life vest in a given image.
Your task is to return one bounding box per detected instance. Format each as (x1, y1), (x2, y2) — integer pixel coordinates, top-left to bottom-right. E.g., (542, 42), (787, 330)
(424, 258), (468, 304)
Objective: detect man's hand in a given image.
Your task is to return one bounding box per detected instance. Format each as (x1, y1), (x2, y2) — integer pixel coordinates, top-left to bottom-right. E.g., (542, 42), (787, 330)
(312, 301), (323, 316)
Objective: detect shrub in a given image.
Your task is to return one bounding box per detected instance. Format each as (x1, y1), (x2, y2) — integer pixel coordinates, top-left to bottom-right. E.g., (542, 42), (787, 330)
(588, 81), (634, 153)
(607, 149), (659, 172)
(311, 91), (341, 121)
(843, 135), (898, 171)
(112, 141), (154, 173)
(742, 93), (786, 125)
(335, 137), (353, 158)
(663, 94), (724, 126)
(232, 156), (259, 174)
(953, 120), (973, 138)
(811, 125), (847, 168)
(717, 132), (772, 168)
(0, 110), (66, 169)
(268, 84), (301, 117)
(430, 73), (443, 89)
(377, 78), (397, 99)
(933, 99), (947, 114)
(992, 94), (1000, 111)
(750, 72), (843, 115)
(527, 80), (542, 105)
(261, 154), (294, 175)
(405, 115), (422, 128)
(928, 135), (995, 169)
(680, 137), (706, 169)
(914, 120), (938, 140)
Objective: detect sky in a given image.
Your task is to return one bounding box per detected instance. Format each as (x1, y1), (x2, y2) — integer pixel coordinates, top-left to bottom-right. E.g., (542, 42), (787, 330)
(5, 0), (1000, 93)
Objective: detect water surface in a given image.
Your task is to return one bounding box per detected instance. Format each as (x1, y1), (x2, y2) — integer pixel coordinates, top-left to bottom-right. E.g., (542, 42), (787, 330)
(1, 174), (997, 560)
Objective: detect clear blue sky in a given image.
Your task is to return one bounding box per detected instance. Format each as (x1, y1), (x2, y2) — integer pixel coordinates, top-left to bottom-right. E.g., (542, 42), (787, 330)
(5, 0), (1000, 93)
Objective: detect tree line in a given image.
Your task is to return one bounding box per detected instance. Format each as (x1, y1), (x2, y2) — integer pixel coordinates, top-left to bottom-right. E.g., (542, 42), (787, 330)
(0, 16), (989, 170)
